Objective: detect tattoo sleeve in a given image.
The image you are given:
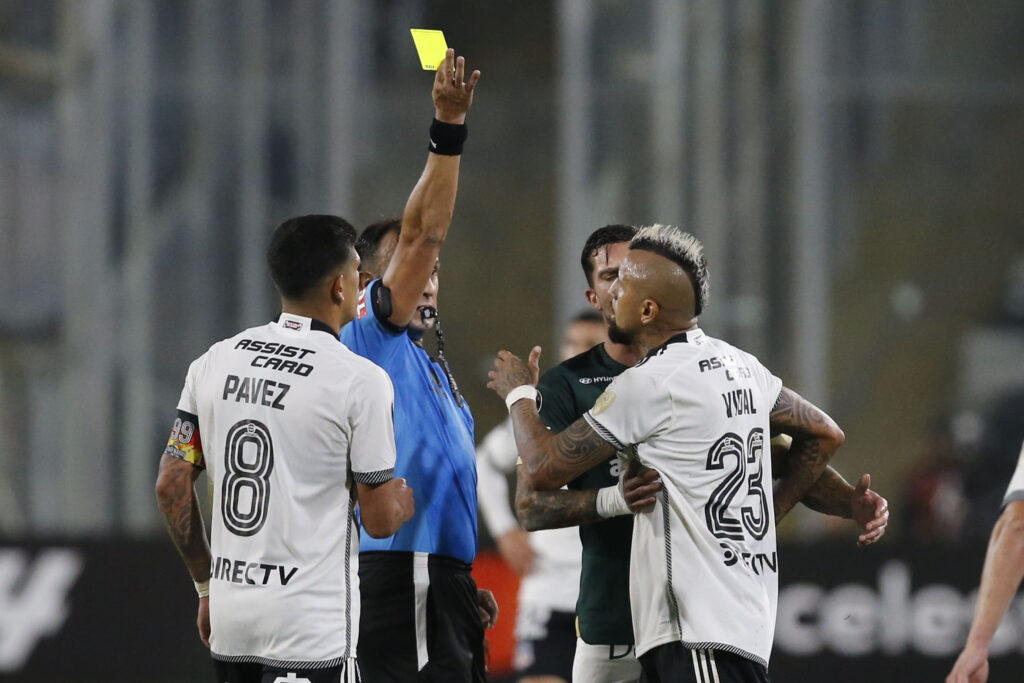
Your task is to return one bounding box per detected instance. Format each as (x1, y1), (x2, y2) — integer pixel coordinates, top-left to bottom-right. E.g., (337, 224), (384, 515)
(769, 387), (845, 521)
(514, 464), (602, 531)
(510, 403), (617, 490)
(156, 454), (212, 583)
(799, 468), (854, 518)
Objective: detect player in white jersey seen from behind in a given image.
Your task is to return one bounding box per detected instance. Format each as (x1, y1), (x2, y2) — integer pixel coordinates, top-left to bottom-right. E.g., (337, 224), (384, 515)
(488, 224), (845, 682)
(156, 215), (414, 683)
(477, 311), (606, 683)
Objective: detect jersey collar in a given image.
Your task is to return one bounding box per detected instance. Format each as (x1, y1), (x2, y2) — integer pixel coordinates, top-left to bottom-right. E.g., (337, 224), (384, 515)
(275, 313), (340, 340)
(644, 327), (705, 359)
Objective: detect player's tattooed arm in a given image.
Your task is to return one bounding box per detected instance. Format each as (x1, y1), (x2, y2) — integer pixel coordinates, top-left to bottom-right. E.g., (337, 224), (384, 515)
(774, 446), (890, 546)
(488, 347), (618, 490)
(509, 404), (619, 491)
(156, 454), (212, 583)
(514, 464), (602, 530)
(769, 387), (845, 522)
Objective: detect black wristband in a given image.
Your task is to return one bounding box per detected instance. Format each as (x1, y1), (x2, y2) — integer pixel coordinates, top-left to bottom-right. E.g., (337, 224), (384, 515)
(429, 119), (468, 156)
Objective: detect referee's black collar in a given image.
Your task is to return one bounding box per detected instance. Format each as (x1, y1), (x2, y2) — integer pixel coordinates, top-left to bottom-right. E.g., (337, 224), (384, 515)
(275, 313), (341, 340)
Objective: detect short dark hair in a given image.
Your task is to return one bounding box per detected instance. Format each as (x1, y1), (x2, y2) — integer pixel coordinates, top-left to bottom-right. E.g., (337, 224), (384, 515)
(356, 218), (402, 276)
(571, 309), (605, 325)
(629, 224), (709, 316)
(266, 214), (357, 300)
(580, 224), (638, 286)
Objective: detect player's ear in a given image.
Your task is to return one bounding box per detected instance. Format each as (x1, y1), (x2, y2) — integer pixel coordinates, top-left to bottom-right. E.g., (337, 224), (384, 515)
(330, 273), (345, 304)
(641, 299), (658, 324)
(359, 270), (374, 291)
(585, 288), (600, 310)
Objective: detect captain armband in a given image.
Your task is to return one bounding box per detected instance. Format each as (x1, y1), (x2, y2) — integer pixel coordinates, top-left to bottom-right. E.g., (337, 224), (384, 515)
(165, 410), (205, 468)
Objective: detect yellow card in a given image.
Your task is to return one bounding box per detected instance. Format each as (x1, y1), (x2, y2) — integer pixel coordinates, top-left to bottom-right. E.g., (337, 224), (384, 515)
(410, 29), (448, 71)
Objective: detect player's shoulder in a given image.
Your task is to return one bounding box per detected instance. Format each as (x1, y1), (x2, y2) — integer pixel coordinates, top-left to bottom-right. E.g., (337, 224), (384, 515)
(333, 341), (393, 390)
(704, 333), (770, 374)
(199, 323), (271, 364)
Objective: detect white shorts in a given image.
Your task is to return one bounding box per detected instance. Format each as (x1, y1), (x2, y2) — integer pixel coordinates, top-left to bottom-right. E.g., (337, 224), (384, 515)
(571, 638), (641, 683)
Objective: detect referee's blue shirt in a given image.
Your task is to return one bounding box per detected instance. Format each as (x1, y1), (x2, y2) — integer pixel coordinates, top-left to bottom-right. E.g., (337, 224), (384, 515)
(340, 279), (478, 564)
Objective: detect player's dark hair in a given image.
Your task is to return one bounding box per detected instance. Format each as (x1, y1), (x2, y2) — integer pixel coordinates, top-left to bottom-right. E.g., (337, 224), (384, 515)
(356, 218), (402, 277)
(266, 214), (357, 300)
(580, 224), (639, 286)
(630, 224), (709, 316)
(572, 309), (605, 325)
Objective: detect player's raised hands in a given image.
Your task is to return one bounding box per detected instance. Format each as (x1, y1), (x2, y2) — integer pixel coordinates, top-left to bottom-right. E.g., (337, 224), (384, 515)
(433, 48), (481, 124)
(487, 347), (542, 400)
(850, 473), (889, 546)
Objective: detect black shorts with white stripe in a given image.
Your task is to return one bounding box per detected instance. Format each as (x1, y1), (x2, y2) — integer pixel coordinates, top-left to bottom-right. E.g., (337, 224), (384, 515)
(213, 659), (358, 683)
(357, 551), (486, 683)
(639, 643), (770, 683)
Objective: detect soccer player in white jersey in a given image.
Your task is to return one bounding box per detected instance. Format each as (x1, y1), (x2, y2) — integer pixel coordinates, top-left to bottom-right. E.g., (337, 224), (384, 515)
(477, 311), (607, 683)
(488, 224), (846, 682)
(156, 215), (415, 683)
(948, 439), (1024, 683)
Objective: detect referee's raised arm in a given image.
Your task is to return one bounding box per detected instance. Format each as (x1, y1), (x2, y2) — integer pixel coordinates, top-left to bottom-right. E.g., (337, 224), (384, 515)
(382, 48), (480, 328)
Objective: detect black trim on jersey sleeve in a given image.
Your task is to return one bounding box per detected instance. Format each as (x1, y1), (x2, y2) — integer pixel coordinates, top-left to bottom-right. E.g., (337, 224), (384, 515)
(583, 413), (626, 451)
(368, 280), (407, 334)
(353, 468), (395, 486)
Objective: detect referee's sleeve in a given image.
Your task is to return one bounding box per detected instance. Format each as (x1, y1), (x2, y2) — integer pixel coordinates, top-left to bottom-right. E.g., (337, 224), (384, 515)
(348, 365), (398, 486)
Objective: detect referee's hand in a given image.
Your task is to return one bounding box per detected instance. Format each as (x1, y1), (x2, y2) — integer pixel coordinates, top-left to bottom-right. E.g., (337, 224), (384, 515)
(433, 48), (481, 125)
(476, 588), (499, 629)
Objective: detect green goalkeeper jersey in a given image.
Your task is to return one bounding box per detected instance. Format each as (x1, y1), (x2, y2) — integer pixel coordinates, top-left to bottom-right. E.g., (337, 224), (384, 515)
(536, 343), (633, 645)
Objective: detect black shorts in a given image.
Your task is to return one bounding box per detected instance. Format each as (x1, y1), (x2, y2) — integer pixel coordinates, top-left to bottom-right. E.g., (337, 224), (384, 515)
(515, 608), (576, 680)
(357, 551), (486, 683)
(639, 643), (770, 683)
(213, 659), (358, 683)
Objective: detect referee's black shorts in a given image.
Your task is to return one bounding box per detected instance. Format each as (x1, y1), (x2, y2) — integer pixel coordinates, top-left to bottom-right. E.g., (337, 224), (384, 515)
(639, 643), (770, 683)
(358, 551), (486, 683)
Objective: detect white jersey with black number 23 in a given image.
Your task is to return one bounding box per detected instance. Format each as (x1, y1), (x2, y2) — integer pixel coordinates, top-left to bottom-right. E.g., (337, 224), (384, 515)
(584, 328), (783, 668)
(174, 313), (397, 668)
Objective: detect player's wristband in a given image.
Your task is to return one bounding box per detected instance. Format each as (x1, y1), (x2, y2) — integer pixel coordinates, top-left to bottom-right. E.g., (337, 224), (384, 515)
(429, 118), (468, 155)
(505, 385), (539, 412)
(596, 484), (631, 518)
(194, 579), (210, 598)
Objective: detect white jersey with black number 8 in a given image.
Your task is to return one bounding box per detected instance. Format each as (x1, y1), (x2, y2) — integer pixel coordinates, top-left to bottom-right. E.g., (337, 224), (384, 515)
(175, 313), (397, 668)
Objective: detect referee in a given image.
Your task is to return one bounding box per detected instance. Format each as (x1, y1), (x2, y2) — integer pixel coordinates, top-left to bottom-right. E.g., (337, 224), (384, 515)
(339, 50), (496, 683)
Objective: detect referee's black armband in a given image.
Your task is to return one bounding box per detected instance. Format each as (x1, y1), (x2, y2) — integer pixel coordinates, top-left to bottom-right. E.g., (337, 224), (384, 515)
(428, 119), (467, 156)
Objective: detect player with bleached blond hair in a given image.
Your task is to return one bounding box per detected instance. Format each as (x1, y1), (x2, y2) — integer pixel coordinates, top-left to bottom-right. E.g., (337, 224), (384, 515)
(490, 224), (846, 682)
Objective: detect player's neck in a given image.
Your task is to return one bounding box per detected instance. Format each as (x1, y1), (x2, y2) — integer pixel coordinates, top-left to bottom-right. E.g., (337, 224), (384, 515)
(603, 340), (645, 367)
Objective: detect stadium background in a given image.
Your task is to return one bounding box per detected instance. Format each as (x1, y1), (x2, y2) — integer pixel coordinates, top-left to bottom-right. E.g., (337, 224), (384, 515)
(1, 0), (1023, 680)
